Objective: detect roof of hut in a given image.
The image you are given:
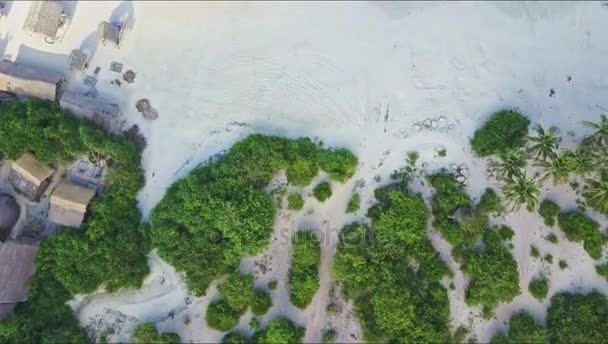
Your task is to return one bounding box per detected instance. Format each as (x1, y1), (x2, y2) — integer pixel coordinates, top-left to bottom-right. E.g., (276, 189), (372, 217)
(11, 153), (55, 187)
(23, 1), (64, 39)
(97, 21), (121, 45)
(0, 239), (39, 303)
(50, 182), (95, 213)
(0, 194), (20, 240)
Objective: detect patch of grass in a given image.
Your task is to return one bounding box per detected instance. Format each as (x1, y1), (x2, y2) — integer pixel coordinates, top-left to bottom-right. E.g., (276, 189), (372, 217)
(287, 192), (305, 211)
(471, 109), (530, 156)
(346, 193), (360, 213)
(289, 231), (321, 309)
(539, 200), (560, 227)
(313, 182), (333, 202)
(478, 188), (503, 215)
(529, 276), (550, 301)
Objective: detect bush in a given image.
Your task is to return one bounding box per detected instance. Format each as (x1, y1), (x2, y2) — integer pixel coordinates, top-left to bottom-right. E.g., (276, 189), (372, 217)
(559, 260), (568, 269)
(222, 331), (248, 344)
(490, 311), (547, 344)
(287, 192), (305, 210)
(479, 188), (503, 215)
(471, 109), (530, 156)
(251, 289), (272, 315)
(461, 230), (520, 313)
(528, 276), (549, 301)
(346, 193), (360, 213)
(547, 292), (608, 343)
(268, 280), (278, 290)
(253, 318), (304, 344)
(219, 273), (255, 312)
(539, 200), (560, 227)
(530, 245), (540, 258)
(558, 211), (604, 259)
(0, 100), (148, 342)
(323, 329), (337, 343)
(206, 299), (241, 331)
(134, 322), (180, 344)
(428, 173), (474, 245)
(313, 182), (332, 202)
(148, 135), (357, 295)
(544, 254), (553, 264)
(498, 225), (515, 241)
(596, 263), (608, 280)
(333, 186), (451, 342)
(289, 232), (321, 308)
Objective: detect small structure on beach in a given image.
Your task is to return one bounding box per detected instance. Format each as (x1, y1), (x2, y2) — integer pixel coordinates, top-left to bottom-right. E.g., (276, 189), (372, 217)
(0, 239), (39, 320)
(23, 1), (67, 43)
(0, 194), (20, 242)
(59, 91), (126, 133)
(8, 153), (55, 202)
(68, 160), (106, 192)
(97, 21), (122, 47)
(0, 59), (64, 101)
(67, 49), (88, 71)
(48, 182), (95, 228)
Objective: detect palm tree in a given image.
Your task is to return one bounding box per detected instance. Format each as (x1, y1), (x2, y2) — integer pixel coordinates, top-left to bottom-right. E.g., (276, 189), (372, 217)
(527, 124), (560, 161)
(503, 175), (540, 211)
(582, 114), (608, 148)
(491, 148), (527, 180)
(583, 176), (608, 215)
(535, 154), (574, 185)
(590, 145), (608, 175)
(566, 149), (596, 177)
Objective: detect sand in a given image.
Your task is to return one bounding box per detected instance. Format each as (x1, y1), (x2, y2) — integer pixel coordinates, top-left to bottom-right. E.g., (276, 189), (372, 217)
(2, 1), (608, 342)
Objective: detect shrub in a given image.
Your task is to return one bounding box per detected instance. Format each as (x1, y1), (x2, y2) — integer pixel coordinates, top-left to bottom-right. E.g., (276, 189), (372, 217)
(134, 322), (180, 344)
(289, 232), (321, 308)
(313, 182), (332, 202)
(206, 299), (241, 331)
(546, 233), (558, 244)
(148, 135), (357, 295)
(268, 280), (278, 290)
(461, 230), (520, 313)
(528, 276), (550, 301)
(428, 173), (474, 245)
(251, 289), (272, 315)
(222, 331), (248, 344)
(558, 211), (604, 259)
(346, 193), (360, 213)
(498, 225), (515, 241)
(547, 292), (608, 343)
(559, 260), (568, 269)
(530, 245), (540, 258)
(218, 273), (255, 313)
(539, 200), (560, 227)
(544, 254), (553, 264)
(596, 263), (608, 280)
(287, 192), (305, 211)
(471, 109), (530, 156)
(479, 188), (503, 215)
(253, 318), (304, 344)
(323, 328), (337, 343)
(490, 311), (547, 344)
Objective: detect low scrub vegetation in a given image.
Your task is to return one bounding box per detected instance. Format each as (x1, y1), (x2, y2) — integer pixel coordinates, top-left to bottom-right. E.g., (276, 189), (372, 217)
(538, 200), (560, 227)
(313, 182), (332, 202)
(288, 231), (321, 309)
(490, 311), (546, 344)
(253, 318), (304, 343)
(528, 275), (550, 301)
(287, 192), (305, 210)
(558, 211), (604, 259)
(346, 193), (360, 213)
(471, 109), (530, 156)
(134, 322), (180, 344)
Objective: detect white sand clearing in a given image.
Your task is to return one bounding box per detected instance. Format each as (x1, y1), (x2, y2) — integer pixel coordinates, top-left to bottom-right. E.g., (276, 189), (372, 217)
(2, 1), (608, 342)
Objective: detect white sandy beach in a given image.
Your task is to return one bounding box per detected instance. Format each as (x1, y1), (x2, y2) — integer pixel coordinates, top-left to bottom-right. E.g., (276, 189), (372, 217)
(2, 1), (608, 342)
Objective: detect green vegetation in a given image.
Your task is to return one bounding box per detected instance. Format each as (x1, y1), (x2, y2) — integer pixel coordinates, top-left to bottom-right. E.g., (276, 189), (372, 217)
(538, 200), (560, 227)
(148, 134), (357, 295)
(528, 276), (550, 301)
(531, 245), (540, 258)
(527, 125), (561, 161)
(322, 329), (337, 343)
(493, 148), (527, 180)
(253, 318), (304, 344)
(596, 263), (608, 280)
(428, 173), (473, 245)
(471, 109), (530, 156)
(536, 153), (574, 185)
(287, 192), (305, 211)
(558, 211), (604, 259)
(478, 188), (503, 215)
(268, 280), (278, 290)
(547, 292), (608, 343)
(206, 299), (242, 331)
(288, 231), (321, 309)
(546, 233), (558, 244)
(333, 182), (451, 342)
(559, 260), (568, 269)
(252, 289), (272, 315)
(544, 253), (554, 264)
(219, 273), (255, 312)
(134, 322), (180, 344)
(0, 100), (147, 342)
(498, 225), (515, 241)
(346, 193), (360, 213)
(222, 331), (248, 344)
(313, 182), (333, 202)
(503, 175), (540, 211)
(459, 229), (520, 313)
(490, 311), (547, 344)
(580, 115), (608, 214)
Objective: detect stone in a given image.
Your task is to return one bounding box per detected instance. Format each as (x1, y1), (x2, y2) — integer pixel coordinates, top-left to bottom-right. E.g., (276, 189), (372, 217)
(413, 124), (422, 132)
(431, 120), (438, 128)
(423, 119), (432, 128)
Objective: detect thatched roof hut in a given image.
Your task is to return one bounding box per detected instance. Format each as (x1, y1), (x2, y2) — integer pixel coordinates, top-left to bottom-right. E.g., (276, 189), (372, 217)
(68, 49), (88, 70)
(9, 153), (55, 202)
(49, 182), (95, 228)
(0, 194), (20, 242)
(23, 1), (66, 42)
(97, 21), (121, 47)
(0, 239), (39, 304)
